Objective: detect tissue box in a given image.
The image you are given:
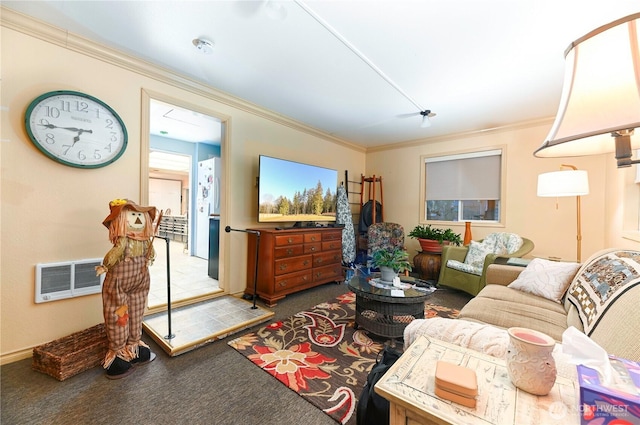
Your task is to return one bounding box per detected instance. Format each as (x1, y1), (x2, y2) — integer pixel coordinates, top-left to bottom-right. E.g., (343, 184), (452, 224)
(577, 357), (640, 425)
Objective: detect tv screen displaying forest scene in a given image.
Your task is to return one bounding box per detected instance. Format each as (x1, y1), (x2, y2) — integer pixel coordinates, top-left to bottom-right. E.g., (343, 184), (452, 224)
(258, 155), (338, 223)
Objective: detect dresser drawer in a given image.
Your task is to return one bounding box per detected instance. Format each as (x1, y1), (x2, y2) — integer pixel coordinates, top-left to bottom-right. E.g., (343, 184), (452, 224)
(274, 244), (304, 259)
(274, 255), (312, 276)
(313, 250), (342, 267)
(312, 264), (343, 282)
(322, 230), (342, 241)
(322, 240), (341, 251)
(304, 233), (322, 243)
(274, 234), (304, 246)
(304, 242), (322, 254)
(274, 270), (313, 293)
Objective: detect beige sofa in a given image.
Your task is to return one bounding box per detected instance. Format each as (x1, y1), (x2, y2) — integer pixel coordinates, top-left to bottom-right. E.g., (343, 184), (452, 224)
(407, 248), (640, 361)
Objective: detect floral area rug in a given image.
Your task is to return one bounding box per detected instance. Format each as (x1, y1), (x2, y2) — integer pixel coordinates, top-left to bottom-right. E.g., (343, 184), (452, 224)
(228, 291), (460, 425)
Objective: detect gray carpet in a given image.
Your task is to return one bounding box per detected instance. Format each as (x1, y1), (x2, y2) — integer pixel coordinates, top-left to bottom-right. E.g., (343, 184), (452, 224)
(1, 282), (472, 425)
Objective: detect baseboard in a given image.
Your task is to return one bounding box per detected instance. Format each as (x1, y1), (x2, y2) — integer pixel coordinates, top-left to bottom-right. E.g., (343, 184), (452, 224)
(1, 348), (32, 365)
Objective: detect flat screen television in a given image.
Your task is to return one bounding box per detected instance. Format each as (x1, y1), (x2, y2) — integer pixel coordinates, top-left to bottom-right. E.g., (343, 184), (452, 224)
(258, 155), (338, 225)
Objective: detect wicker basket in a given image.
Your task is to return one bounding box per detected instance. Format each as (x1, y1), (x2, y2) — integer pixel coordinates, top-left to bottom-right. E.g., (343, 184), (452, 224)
(32, 323), (108, 381)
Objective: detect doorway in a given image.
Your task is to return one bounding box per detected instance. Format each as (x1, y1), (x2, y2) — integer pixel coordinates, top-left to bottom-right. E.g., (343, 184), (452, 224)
(144, 95), (224, 310)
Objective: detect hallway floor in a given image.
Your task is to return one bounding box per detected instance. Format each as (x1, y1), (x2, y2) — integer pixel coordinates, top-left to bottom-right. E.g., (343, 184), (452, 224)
(148, 237), (220, 308)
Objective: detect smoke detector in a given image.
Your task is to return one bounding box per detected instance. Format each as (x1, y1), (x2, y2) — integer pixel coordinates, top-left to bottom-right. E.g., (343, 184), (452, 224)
(192, 38), (214, 55)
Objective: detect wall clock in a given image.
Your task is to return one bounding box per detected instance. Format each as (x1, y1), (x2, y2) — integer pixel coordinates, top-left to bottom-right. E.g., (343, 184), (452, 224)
(25, 90), (128, 168)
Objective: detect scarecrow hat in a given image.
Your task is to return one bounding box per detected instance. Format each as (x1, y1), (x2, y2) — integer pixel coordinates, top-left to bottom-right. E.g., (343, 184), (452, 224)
(102, 198), (157, 228)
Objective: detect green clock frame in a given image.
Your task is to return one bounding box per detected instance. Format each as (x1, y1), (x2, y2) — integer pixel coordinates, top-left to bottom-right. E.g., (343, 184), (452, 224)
(25, 90), (128, 168)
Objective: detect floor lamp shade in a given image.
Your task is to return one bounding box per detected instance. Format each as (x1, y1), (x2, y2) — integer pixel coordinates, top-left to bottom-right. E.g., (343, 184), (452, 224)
(537, 170), (590, 197)
(537, 168), (589, 262)
(534, 13), (640, 166)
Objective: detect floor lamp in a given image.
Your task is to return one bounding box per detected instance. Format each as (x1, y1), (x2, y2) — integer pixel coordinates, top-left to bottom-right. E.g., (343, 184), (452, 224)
(537, 165), (589, 262)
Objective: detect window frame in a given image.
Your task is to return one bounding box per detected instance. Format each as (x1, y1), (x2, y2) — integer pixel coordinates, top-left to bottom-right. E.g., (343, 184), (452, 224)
(419, 146), (507, 227)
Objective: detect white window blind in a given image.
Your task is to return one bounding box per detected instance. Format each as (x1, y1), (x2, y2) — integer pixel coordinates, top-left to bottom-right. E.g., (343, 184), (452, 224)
(426, 149), (501, 200)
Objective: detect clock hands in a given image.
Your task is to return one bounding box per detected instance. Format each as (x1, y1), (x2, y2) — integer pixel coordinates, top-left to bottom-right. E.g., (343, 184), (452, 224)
(40, 123), (93, 135)
(39, 123), (93, 145)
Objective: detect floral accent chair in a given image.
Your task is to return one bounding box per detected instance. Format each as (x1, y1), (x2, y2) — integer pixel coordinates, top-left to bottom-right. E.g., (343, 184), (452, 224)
(367, 222), (405, 258)
(438, 232), (534, 296)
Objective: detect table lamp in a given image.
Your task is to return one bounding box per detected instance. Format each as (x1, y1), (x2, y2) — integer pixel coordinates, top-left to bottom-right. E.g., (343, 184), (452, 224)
(534, 13), (640, 167)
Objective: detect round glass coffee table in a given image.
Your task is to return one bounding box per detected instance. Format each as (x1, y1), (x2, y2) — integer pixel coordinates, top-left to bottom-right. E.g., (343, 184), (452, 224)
(347, 275), (435, 339)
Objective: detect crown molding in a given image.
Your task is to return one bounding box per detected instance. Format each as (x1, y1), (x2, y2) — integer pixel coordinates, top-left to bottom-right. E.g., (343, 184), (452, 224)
(367, 116), (555, 153)
(1, 6), (365, 153)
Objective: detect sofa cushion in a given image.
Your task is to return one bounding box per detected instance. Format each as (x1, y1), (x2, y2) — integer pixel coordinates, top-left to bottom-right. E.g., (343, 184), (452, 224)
(457, 284), (568, 341)
(566, 250), (640, 336)
(507, 258), (581, 303)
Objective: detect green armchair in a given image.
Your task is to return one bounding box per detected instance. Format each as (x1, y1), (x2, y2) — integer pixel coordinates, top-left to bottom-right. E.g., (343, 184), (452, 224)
(437, 233), (534, 296)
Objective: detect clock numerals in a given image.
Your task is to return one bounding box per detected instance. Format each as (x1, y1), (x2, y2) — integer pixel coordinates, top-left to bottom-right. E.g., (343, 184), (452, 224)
(61, 144), (74, 156)
(26, 91), (127, 168)
(44, 133), (56, 145)
(43, 106), (61, 119)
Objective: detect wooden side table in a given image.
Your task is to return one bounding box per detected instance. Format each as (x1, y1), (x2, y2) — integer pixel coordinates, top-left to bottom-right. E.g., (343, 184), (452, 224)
(412, 251), (441, 281)
(374, 336), (579, 425)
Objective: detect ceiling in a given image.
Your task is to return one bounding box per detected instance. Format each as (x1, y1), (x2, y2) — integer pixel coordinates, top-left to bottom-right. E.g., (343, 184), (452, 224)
(4, 1), (639, 149)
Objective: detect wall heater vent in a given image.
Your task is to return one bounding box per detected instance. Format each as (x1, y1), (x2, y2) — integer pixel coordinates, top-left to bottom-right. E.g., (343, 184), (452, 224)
(35, 258), (104, 303)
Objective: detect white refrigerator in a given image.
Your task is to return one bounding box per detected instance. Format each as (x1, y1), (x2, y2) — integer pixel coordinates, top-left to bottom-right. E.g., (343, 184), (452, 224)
(196, 157), (221, 260)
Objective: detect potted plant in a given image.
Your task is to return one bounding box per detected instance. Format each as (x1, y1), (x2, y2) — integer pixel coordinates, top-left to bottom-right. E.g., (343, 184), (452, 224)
(371, 248), (412, 282)
(408, 224), (462, 253)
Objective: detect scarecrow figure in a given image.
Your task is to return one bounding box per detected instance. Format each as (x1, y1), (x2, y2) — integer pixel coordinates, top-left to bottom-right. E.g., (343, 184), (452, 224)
(96, 198), (158, 379)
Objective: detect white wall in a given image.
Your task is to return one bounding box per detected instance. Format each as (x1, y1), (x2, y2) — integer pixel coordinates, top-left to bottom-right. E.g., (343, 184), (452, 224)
(0, 15), (365, 363)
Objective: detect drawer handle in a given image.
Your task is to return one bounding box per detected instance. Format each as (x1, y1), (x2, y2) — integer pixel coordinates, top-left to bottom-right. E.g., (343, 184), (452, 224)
(334, 255), (340, 261)
(287, 248), (293, 255)
(279, 264), (288, 271)
(279, 281), (288, 287)
(317, 258), (323, 264)
(311, 236), (317, 241)
(287, 237), (293, 244)
(315, 272), (322, 278)
(310, 246), (316, 251)
(303, 260), (310, 266)
(302, 275), (308, 281)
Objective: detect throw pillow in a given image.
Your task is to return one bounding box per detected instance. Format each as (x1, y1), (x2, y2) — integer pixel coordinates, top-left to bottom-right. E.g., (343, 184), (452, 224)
(508, 258), (581, 303)
(464, 240), (494, 269)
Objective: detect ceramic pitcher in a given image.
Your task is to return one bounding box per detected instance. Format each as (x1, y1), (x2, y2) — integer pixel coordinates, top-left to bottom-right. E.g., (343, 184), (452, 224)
(505, 327), (557, 395)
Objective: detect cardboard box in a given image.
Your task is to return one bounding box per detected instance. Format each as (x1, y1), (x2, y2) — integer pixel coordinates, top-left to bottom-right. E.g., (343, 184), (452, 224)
(577, 357), (640, 425)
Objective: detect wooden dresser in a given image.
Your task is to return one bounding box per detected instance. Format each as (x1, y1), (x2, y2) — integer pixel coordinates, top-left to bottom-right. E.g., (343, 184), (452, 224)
(245, 227), (343, 306)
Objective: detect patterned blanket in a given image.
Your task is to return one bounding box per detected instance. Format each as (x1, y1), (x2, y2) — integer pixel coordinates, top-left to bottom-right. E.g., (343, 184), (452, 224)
(566, 250), (640, 336)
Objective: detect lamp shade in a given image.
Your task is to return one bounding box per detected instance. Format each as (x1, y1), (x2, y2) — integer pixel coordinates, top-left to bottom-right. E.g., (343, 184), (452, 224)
(534, 13), (640, 159)
(537, 170), (590, 197)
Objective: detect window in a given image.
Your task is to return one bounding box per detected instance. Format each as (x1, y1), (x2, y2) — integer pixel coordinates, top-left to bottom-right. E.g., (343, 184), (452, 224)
(422, 149), (503, 223)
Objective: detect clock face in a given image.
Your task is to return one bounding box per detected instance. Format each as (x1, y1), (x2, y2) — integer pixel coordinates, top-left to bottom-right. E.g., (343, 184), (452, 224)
(25, 91), (128, 168)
